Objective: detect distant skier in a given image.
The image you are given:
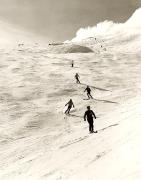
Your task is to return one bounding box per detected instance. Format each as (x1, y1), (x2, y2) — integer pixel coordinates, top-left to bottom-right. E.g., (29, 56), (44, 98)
(18, 43), (24, 47)
(84, 106), (97, 133)
(75, 73), (80, 84)
(65, 99), (75, 114)
(84, 86), (93, 99)
(71, 60), (74, 67)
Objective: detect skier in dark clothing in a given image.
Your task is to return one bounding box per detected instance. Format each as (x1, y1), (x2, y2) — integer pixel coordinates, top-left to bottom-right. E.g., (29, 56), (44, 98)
(71, 60), (74, 67)
(75, 73), (80, 84)
(84, 86), (93, 99)
(84, 106), (97, 133)
(65, 99), (75, 114)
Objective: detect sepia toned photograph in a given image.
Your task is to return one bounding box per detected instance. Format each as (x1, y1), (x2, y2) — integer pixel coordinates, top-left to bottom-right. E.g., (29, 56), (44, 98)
(0, 0), (141, 179)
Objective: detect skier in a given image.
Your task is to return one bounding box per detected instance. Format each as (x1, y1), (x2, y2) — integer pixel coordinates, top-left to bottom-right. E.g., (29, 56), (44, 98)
(71, 60), (74, 67)
(75, 73), (80, 84)
(84, 106), (97, 133)
(84, 86), (93, 99)
(65, 99), (75, 114)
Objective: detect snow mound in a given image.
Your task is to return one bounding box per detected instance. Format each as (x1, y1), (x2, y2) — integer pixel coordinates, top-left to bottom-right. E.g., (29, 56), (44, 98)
(47, 44), (93, 53)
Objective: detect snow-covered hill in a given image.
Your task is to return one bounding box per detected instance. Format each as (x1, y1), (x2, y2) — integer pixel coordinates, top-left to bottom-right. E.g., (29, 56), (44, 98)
(47, 8), (141, 54)
(72, 8), (141, 42)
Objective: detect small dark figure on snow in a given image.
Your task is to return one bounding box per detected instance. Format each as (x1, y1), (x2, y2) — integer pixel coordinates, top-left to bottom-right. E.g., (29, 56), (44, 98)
(84, 86), (93, 99)
(75, 73), (80, 84)
(84, 106), (97, 133)
(71, 60), (74, 67)
(65, 99), (75, 114)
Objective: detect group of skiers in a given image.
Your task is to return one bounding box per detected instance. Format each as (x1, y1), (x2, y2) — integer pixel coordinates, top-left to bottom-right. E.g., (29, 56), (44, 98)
(63, 41), (107, 133)
(64, 73), (97, 133)
(75, 73), (93, 99)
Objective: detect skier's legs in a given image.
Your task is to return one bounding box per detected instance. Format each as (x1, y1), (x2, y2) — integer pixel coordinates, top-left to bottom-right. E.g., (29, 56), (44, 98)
(78, 79), (80, 84)
(90, 93), (93, 99)
(87, 93), (90, 99)
(65, 106), (71, 114)
(88, 119), (94, 132)
(76, 78), (80, 84)
(88, 123), (91, 132)
(90, 122), (94, 132)
(67, 107), (71, 114)
(65, 108), (69, 114)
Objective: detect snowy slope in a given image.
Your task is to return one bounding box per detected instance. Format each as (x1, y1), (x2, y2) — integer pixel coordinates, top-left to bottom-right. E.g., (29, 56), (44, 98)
(0, 44), (141, 179)
(0, 8), (141, 180)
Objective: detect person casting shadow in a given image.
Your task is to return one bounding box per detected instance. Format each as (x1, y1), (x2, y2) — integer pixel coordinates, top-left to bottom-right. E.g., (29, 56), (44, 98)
(84, 106), (97, 133)
(65, 99), (75, 114)
(84, 86), (93, 99)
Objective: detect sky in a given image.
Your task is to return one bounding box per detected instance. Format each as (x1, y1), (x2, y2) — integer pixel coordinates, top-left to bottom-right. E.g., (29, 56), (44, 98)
(0, 0), (141, 42)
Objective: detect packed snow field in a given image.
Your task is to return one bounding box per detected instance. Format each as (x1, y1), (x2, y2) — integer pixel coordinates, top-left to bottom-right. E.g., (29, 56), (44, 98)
(0, 36), (141, 180)
(1, 8), (141, 180)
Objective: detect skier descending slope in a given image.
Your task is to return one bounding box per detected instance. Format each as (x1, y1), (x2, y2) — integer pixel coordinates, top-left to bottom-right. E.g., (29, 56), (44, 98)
(71, 60), (74, 67)
(65, 99), (75, 115)
(84, 106), (97, 133)
(84, 86), (93, 99)
(75, 73), (81, 84)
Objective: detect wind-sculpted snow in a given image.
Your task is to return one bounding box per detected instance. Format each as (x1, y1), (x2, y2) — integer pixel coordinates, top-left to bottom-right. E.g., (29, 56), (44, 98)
(72, 8), (141, 42)
(126, 8), (141, 28)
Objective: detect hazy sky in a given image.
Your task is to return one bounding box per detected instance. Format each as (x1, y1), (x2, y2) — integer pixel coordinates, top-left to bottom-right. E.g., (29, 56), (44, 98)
(0, 0), (141, 41)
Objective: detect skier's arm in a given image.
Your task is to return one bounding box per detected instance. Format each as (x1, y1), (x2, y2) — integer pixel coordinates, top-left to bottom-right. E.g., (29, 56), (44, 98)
(92, 111), (96, 119)
(84, 112), (87, 121)
(84, 88), (86, 92)
(72, 102), (75, 108)
(65, 102), (69, 106)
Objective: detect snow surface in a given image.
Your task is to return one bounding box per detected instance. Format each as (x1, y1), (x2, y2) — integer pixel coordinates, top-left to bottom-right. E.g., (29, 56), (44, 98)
(0, 8), (141, 180)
